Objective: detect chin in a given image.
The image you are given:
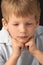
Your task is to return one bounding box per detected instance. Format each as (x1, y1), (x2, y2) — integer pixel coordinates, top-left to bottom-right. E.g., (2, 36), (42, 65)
(19, 40), (28, 44)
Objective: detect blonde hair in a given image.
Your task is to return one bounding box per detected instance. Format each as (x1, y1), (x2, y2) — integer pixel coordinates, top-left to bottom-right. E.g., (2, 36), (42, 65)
(1, 0), (41, 21)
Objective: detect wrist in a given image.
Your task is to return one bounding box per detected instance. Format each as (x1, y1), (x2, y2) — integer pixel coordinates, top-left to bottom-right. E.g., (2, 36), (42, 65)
(11, 53), (19, 61)
(32, 48), (39, 56)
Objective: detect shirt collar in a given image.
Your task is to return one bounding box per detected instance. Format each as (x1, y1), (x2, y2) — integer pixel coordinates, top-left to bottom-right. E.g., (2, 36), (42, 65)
(0, 27), (12, 46)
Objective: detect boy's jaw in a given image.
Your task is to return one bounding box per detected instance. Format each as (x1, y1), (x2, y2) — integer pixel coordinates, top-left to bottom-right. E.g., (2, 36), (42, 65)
(16, 35), (34, 44)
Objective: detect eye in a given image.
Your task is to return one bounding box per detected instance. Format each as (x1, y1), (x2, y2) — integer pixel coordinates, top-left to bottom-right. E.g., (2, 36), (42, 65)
(25, 22), (33, 26)
(13, 23), (19, 26)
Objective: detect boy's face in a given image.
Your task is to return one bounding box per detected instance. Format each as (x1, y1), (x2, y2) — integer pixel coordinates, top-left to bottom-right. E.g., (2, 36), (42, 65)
(3, 14), (39, 44)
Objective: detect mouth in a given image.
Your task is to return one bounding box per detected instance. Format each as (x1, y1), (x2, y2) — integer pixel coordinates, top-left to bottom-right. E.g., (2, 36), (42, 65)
(18, 36), (28, 39)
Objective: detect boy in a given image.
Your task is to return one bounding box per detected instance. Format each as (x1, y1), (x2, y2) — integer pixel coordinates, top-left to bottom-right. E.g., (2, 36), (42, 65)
(0, 0), (43, 65)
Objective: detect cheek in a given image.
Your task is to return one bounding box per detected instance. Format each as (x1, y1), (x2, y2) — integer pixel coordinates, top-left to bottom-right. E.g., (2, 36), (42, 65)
(28, 27), (35, 35)
(8, 26), (18, 38)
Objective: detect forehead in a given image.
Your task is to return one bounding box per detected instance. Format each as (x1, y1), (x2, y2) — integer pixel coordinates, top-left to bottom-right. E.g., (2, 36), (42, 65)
(8, 14), (36, 22)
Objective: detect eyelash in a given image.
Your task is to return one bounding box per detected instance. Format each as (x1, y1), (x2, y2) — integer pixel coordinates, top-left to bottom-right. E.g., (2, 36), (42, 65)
(25, 23), (33, 25)
(13, 23), (32, 26)
(13, 23), (19, 26)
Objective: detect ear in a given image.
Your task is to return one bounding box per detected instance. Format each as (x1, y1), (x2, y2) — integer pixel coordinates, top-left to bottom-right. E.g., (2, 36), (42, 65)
(35, 20), (39, 28)
(2, 18), (8, 30)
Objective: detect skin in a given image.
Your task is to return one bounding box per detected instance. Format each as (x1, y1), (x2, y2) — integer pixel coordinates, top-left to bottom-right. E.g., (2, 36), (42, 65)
(2, 14), (42, 65)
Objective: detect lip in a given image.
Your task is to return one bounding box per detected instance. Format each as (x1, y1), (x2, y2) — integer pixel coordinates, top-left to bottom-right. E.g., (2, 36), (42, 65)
(18, 36), (28, 38)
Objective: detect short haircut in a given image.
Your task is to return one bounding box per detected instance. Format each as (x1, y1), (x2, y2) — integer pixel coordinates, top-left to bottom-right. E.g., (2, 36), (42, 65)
(1, 0), (41, 21)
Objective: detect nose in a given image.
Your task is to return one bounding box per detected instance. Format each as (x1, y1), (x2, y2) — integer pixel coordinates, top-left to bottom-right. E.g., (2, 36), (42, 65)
(19, 24), (26, 33)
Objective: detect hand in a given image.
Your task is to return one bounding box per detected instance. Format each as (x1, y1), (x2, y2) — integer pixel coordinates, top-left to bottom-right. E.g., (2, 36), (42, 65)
(25, 36), (37, 55)
(11, 38), (24, 59)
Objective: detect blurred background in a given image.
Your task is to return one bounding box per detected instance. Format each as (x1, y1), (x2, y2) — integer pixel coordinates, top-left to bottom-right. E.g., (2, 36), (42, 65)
(0, 0), (43, 30)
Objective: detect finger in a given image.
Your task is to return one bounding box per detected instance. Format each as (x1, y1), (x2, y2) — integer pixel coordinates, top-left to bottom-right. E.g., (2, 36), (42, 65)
(25, 36), (35, 48)
(17, 43), (25, 49)
(12, 38), (24, 49)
